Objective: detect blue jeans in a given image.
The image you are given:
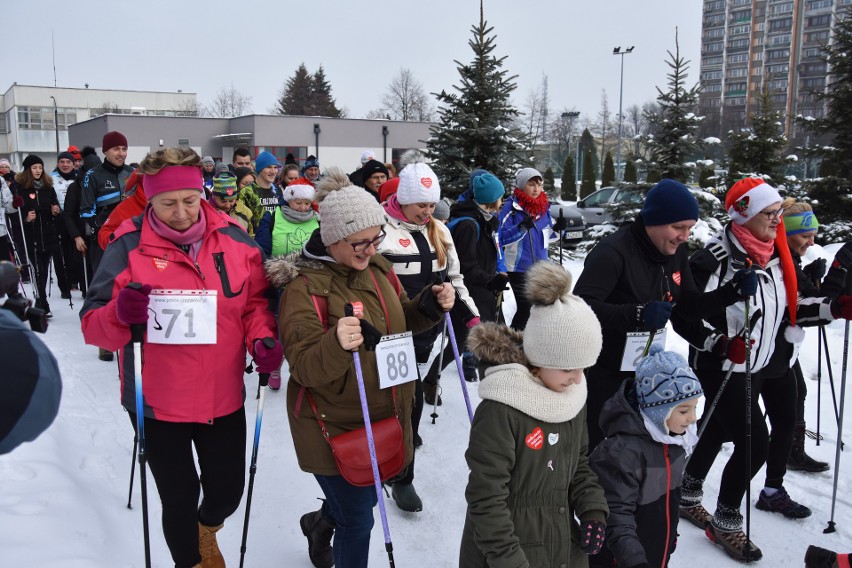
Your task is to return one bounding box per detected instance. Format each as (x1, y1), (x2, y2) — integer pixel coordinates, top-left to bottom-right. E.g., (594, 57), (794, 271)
(314, 474), (377, 568)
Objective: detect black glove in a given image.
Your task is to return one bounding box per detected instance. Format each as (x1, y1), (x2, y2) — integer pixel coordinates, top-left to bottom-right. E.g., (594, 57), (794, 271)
(579, 520), (606, 555)
(628, 564), (651, 568)
(802, 257), (827, 285)
(519, 214), (536, 231)
(417, 285), (443, 320)
(834, 241), (852, 270)
(640, 301), (672, 331)
(731, 267), (758, 298)
(359, 319), (384, 351)
(552, 216), (568, 232)
(486, 274), (509, 292)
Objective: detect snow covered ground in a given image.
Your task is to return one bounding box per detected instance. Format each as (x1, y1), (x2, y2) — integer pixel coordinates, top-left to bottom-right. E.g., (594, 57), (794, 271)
(1, 248), (850, 567)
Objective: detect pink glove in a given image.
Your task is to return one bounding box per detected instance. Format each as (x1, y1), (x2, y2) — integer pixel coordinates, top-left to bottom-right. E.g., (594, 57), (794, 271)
(116, 284), (152, 326)
(253, 338), (283, 374)
(466, 317), (481, 329)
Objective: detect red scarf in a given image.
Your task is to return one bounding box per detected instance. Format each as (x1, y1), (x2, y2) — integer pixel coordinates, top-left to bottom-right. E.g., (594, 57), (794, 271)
(730, 223), (774, 268)
(512, 188), (549, 218)
(145, 204), (207, 260)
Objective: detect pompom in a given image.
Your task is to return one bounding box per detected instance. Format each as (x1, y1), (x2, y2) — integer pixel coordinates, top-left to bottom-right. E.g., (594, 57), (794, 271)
(785, 324), (805, 344)
(523, 262), (573, 307)
(313, 167), (353, 204)
(398, 149), (426, 171)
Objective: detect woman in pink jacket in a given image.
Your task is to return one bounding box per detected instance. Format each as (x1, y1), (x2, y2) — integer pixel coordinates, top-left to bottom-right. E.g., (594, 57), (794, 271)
(80, 147), (280, 568)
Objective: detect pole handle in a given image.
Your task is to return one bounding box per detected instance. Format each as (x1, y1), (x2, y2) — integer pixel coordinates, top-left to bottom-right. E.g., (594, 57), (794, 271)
(127, 282), (146, 343)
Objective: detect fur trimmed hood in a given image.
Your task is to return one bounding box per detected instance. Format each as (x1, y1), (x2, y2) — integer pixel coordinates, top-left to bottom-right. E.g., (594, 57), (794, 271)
(264, 247), (395, 290)
(467, 322), (528, 367)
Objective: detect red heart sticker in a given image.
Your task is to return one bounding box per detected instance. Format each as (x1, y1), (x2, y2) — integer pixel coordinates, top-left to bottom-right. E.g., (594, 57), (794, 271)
(420, 177), (433, 188)
(153, 258), (169, 272)
(672, 271), (682, 286)
(525, 427), (544, 450)
(351, 302), (364, 317)
(399, 238), (411, 247)
(29, 193), (37, 200)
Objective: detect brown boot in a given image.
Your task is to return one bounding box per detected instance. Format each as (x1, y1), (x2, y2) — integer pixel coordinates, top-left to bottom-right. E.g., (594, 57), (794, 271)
(198, 522), (225, 568)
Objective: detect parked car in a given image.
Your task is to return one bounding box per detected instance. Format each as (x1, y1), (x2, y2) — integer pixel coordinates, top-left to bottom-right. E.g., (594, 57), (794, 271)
(569, 186), (647, 226)
(548, 200), (587, 247)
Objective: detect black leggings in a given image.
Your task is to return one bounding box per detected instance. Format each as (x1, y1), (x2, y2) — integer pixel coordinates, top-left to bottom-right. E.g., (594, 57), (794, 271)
(794, 359), (807, 424)
(760, 367), (797, 488)
(508, 271), (531, 331)
(685, 369), (769, 508)
(128, 407), (246, 568)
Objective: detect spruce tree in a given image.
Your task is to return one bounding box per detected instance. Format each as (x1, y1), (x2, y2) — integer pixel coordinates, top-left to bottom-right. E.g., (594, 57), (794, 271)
(797, 7), (852, 239)
(725, 88), (788, 187)
(578, 128), (599, 180)
(543, 167), (555, 196)
(310, 66), (342, 117)
(277, 63), (314, 115)
(581, 150), (596, 198)
(602, 152), (615, 187)
(624, 159), (637, 183)
(426, 1), (526, 198)
(561, 155), (575, 200)
(644, 29), (703, 182)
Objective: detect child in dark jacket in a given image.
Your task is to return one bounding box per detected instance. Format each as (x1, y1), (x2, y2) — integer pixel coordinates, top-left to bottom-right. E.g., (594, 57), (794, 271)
(589, 347), (703, 568)
(460, 261), (609, 567)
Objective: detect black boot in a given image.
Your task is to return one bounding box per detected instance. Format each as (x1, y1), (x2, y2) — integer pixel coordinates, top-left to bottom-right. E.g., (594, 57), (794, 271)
(300, 508), (334, 568)
(391, 482), (423, 512)
(423, 381), (442, 406)
(788, 423), (830, 473)
(805, 545), (844, 568)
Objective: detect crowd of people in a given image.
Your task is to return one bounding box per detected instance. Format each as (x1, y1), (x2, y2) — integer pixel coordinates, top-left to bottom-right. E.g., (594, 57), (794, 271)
(2, 137), (851, 568)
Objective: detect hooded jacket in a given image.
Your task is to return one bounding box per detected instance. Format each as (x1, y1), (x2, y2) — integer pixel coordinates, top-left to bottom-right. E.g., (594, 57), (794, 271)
(459, 322), (608, 568)
(589, 380), (684, 568)
(266, 232), (441, 476)
(447, 199), (501, 322)
(80, 199), (276, 423)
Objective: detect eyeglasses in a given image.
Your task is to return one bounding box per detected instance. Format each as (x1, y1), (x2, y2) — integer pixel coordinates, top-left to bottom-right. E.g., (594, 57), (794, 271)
(760, 208), (783, 221)
(342, 230), (386, 253)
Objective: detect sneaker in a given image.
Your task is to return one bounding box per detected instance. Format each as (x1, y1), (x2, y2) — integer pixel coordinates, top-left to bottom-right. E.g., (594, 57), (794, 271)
(268, 368), (281, 391)
(300, 509), (334, 568)
(391, 482), (423, 512)
(679, 503), (712, 529)
(98, 348), (114, 362)
(706, 525), (763, 562)
(756, 487), (812, 519)
(423, 382), (442, 406)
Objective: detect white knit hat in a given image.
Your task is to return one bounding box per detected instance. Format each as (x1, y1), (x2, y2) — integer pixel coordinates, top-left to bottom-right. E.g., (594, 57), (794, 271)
(396, 160), (440, 205)
(283, 181), (315, 202)
(315, 168), (387, 246)
(522, 262), (603, 370)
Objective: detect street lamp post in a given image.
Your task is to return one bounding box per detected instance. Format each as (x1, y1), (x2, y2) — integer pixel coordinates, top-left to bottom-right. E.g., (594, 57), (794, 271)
(613, 46), (635, 182)
(561, 111), (580, 200)
(382, 125), (389, 162)
(49, 95), (60, 155)
(313, 123), (321, 159)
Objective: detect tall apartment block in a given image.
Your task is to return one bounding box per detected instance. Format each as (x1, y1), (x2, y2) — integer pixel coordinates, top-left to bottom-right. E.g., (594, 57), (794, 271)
(699, 0), (852, 145)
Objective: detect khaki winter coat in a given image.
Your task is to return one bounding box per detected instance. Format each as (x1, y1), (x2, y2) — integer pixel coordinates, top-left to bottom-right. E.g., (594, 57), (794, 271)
(267, 247), (440, 476)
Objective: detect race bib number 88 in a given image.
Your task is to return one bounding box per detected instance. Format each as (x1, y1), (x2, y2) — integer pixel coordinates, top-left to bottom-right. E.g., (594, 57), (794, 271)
(376, 332), (417, 389)
(147, 289), (217, 345)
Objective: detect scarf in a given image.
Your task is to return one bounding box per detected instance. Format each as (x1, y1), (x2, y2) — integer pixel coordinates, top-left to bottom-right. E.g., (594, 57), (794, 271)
(731, 222), (775, 267)
(145, 204), (206, 261)
(479, 363), (588, 423)
(384, 194), (430, 228)
(512, 188), (549, 218)
(280, 203), (317, 224)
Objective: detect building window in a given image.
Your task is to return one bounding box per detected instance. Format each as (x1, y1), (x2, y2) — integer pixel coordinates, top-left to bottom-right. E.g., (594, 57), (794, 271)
(806, 30), (831, 42)
(769, 79), (789, 90)
(770, 17), (793, 32)
(704, 83), (723, 92)
(802, 77), (826, 89)
(703, 56), (723, 66)
(726, 97), (747, 106)
(771, 33), (792, 45)
(705, 14), (725, 26)
(728, 38), (750, 49)
(15, 106), (75, 130)
(769, 2), (794, 16)
(731, 9), (752, 22)
(773, 94), (789, 104)
(732, 0), (751, 6)
(706, 41), (724, 53)
(702, 98), (722, 108)
(767, 63), (790, 74)
(806, 0), (831, 9)
(802, 61), (827, 75)
(178, 138), (190, 146)
(706, 27), (726, 38)
(730, 24), (751, 36)
(752, 67), (764, 76)
(702, 70), (723, 80)
(728, 67), (749, 78)
(729, 53), (749, 64)
(807, 15), (831, 27)
(767, 48), (792, 60)
(705, 0), (725, 12)
(805, 47), (824, 58)
(753, 51), (764, 61)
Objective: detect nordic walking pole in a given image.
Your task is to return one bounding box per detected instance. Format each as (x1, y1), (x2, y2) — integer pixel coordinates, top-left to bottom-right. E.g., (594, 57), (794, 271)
(818, 325), (824, 446)
(445, 311), (474, 424)
(239, 337), (275, 568)
(821, 329), (842, 427)
(17, 209), (39, 301)
(558, 209), (564, 266)
(743, 287), (754, 562)
(128, 283), (151, 568)
(430, 318), (448, 425)
(344, 303), (396, 568)
(825, 267), (852, 534)
(126, 435), (137, 509)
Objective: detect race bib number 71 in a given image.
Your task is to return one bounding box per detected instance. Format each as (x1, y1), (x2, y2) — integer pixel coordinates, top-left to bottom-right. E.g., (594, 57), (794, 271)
(147, 289), (217, 345)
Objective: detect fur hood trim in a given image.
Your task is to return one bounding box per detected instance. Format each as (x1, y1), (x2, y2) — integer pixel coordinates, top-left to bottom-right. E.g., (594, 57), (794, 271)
(467, 322), (527, 366)
(264, 250), (394, 289)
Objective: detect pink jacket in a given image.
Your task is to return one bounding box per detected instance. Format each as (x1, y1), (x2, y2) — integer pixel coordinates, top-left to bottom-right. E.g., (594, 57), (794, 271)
(81, 200), (276, 423)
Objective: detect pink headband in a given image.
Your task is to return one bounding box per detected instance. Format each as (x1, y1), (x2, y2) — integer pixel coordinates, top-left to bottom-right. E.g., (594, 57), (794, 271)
(143, 166), (204, 200)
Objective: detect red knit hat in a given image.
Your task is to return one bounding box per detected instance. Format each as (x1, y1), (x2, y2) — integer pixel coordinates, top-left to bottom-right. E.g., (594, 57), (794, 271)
(727, 178), (802, 338)
(102, 131), (128, 153)
(379, 177), (400, 203)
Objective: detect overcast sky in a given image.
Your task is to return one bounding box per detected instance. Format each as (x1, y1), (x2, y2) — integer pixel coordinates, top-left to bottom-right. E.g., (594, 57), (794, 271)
(4, 0), (702, 126)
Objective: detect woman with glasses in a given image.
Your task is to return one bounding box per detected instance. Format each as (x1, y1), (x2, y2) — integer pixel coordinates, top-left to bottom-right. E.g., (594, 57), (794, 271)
(268, 168), (452, 568)
(677, 178), (847, 562)
(376, 154), (480, 513)
(498, 168), (557, 330)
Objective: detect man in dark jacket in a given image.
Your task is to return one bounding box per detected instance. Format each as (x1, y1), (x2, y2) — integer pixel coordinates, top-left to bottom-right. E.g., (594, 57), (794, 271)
(574, 179), (754, 450)
(79, 131), (134, 272)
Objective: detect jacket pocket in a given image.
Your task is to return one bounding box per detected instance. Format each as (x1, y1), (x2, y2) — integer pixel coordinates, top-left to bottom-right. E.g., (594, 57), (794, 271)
(212, 252), (246, 298)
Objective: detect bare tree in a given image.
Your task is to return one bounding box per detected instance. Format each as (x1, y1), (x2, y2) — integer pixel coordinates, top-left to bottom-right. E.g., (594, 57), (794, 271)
(365, 108), (392, 120)
(173, 99), (201, 117)
(91, 101), (120, 117)
(518, 76), (550, 154)
(380, 68), (435, 121)
(550, 106), (582, 159)
(593, 89), (613, 168)
(206, 83), (253, 118)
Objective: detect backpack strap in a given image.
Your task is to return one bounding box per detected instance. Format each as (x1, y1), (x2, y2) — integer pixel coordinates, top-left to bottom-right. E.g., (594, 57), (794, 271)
(447, 216), (480, 240)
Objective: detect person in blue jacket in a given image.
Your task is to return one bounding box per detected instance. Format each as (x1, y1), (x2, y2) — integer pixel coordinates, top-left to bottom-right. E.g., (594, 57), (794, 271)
(498, 168), (556, 330)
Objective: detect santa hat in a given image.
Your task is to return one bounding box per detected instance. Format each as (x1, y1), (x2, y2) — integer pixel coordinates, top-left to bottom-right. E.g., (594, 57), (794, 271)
(726, 178), (803, 342)
(282, 177), (316, 202)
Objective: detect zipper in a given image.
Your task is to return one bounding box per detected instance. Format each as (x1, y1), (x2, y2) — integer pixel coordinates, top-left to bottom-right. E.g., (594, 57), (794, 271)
(662, 445), (671, 568)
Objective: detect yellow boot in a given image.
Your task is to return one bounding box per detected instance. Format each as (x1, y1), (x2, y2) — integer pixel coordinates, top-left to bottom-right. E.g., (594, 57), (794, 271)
(198, 522), (225, 568)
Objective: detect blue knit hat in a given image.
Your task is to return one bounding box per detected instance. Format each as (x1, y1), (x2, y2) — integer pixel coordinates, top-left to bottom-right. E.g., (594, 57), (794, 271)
(472, 172), (505, 204)
(635, 346), (703, 435)
(469, 168), (489, 191)
(255, 151), (280, 173)
(302, 155), (319, 175)
(639, 179), (699, 226)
